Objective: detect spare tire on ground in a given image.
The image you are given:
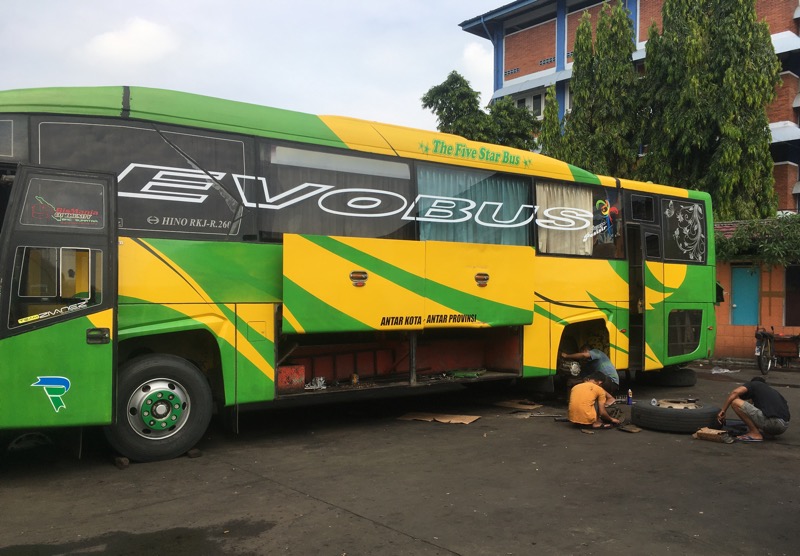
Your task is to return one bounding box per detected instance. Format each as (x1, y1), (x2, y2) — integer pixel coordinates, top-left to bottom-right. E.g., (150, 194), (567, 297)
(631, 398), (721, 433)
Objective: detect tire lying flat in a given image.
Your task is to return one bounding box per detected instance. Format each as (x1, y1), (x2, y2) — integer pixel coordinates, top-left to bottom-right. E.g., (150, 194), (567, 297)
(631, 398), (721, 433)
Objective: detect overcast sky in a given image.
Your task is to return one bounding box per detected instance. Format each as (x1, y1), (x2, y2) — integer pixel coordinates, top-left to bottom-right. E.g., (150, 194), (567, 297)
(4, 1), (497, 131)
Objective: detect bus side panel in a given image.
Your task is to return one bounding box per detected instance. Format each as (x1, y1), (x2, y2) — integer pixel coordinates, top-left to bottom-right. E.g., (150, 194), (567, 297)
(282, 234), (425, 334)
(119, 238), (283, 305)
(661, 263), (717, 365)
(0, 311), (113, 428)
(522, 303), (552, 377)
(612, 302), (630, 371)
(644, 260), (667, 370)
(117, 303), (239, 403)
(424, 242), (535, 328)
(234, 303), (276, 404)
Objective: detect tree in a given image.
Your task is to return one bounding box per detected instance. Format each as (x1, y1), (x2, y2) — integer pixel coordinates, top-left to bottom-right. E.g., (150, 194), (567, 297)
(485, 97), (539, 150)
(561, 1), (638, 177)
(421, 71), (490, 141)
(591, 0), (639, 178)
(422, 71), (538, 149)
(639, 0), (780, 220)
(538, 85), (563, 158)
(560, 10), (597, 170)
(716, 215), (800, 266)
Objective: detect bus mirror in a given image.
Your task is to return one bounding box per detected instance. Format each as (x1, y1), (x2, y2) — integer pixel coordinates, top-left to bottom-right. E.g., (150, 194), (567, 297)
(716, 282), (725, 304)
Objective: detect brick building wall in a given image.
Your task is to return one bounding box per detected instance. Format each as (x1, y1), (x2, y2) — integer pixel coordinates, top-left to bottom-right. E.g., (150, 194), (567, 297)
(769, 71), (798, 123)
(566, 3), (604, 62)
(772, 161), (798, 211)
(756, 0), (798, 33)
(715, 263), (800, 359)
(504, 21), (556, 80)
(637, 0), (664, 41)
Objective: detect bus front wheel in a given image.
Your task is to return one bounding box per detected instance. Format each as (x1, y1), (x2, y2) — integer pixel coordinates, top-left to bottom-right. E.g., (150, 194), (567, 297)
(104, 354), (213, 462)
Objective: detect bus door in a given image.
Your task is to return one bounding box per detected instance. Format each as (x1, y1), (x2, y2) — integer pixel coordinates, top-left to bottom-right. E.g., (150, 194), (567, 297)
(626, 223), (644, 371)
(626, 222), (665, 372)
(0, 165), (117, 429)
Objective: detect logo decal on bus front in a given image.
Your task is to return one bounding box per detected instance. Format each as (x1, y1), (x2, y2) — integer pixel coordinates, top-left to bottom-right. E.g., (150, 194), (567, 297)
(31, 376), (71, 412)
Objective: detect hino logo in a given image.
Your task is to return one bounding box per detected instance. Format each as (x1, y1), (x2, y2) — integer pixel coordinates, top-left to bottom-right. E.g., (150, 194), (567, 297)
(117, 163), (594, 231)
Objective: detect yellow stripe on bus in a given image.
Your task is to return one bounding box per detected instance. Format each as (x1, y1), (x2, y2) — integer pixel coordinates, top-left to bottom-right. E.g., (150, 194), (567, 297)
(282, 306), (305, 334)
(230, 303), (275, 381)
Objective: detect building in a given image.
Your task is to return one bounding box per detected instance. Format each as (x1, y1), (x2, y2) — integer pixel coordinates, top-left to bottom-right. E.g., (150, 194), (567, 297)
(461, 0), (800, 359)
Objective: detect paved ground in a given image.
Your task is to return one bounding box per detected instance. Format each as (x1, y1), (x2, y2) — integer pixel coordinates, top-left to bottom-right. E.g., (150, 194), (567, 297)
(1, 360), (799, 555)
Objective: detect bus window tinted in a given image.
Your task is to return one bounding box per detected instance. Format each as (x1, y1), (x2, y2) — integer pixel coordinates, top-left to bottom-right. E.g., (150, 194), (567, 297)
(264, 145), (414, 240)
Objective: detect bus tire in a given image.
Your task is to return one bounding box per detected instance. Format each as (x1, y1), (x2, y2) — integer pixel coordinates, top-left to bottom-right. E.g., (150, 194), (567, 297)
(104, 354), (213, 463)
(631, 399), (720, 433)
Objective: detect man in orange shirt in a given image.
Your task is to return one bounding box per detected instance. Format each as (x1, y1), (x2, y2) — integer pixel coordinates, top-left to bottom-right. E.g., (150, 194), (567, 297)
(568, 371), (621, 429)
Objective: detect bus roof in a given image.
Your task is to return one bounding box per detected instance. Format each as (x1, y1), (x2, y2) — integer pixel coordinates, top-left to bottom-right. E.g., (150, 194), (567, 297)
(0, 86), (607, 186)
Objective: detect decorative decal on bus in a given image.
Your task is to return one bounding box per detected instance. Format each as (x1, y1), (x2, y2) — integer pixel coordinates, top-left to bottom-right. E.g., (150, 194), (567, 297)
(117, 162), (598, 232)
(18, 301), (89, 324)
(30, 196), (101, 226)
(422, 139), (533, 168)
(31, 376), (71, 412)
(663, 199), (706, 263)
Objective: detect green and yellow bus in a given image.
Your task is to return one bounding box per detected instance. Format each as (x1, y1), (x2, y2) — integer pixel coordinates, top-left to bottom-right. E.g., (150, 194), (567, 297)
(0, 87), (716, 461)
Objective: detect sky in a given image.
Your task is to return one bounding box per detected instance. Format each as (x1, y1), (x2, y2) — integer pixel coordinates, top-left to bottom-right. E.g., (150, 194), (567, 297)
(4, 1), (498, 131)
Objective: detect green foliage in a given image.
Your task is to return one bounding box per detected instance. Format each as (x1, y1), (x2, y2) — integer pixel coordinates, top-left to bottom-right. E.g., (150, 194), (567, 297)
(638, 0), (780, 220)
(486, 97), (539, 150)
(716, 215), (800, 266)
(538, 85), (563, 158)
(421, 71), (491, 141)
(561, 2), (638, 177)
(561, 11), (596, 170)
(421, 71), (539, 149)
(592, 0), (639, 177)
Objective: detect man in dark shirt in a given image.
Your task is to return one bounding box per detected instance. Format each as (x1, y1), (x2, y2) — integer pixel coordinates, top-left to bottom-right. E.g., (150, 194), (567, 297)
(717, 377), (790, 442)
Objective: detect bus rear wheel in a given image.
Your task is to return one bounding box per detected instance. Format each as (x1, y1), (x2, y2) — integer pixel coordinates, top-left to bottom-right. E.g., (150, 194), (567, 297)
(104, 354), (212, 462)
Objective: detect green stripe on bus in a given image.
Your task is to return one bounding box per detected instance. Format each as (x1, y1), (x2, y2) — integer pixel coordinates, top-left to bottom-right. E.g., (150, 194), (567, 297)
(284, 277), (371, 332)
(567, 164), (601, 185)
(128, 87), (349, 148)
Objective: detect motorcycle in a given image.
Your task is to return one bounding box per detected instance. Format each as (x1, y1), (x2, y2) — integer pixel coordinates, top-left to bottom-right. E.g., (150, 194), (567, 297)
(754, 326), (800, 375)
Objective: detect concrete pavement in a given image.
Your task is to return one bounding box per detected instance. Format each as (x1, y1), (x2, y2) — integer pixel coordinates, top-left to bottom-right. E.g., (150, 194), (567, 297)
(1, 359), (798, 555)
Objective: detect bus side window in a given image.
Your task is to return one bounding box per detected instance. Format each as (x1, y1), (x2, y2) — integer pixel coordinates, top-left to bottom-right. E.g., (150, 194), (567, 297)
(60, 248), (91, 299)
(630, 195), (654, 222)
(645, 233), (661, 259)
(9, 246), (102, 328)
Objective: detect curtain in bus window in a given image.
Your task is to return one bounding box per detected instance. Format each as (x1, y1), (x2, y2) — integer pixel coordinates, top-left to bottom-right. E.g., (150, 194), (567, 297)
(535, 182), (593, 255)
(416, 165), (532, 245)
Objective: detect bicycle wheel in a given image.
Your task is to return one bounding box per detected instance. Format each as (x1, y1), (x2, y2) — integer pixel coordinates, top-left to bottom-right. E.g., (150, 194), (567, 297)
(757, 339), (774, 375)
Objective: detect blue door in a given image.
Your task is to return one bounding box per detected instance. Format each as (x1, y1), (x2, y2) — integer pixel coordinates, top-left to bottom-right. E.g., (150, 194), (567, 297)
(731, 266), (759, 325)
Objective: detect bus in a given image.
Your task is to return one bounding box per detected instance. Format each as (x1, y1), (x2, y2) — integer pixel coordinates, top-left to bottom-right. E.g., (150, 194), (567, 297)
(0, 86), (716, 461)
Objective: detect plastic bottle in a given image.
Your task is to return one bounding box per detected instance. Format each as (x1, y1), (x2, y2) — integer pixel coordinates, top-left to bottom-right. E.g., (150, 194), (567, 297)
(627, 389), (633, 405)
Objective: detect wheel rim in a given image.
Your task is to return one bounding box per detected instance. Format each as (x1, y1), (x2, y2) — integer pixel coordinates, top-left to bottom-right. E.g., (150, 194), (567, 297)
(654, 398), (702, 409)
(125, 378), (190, 440)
